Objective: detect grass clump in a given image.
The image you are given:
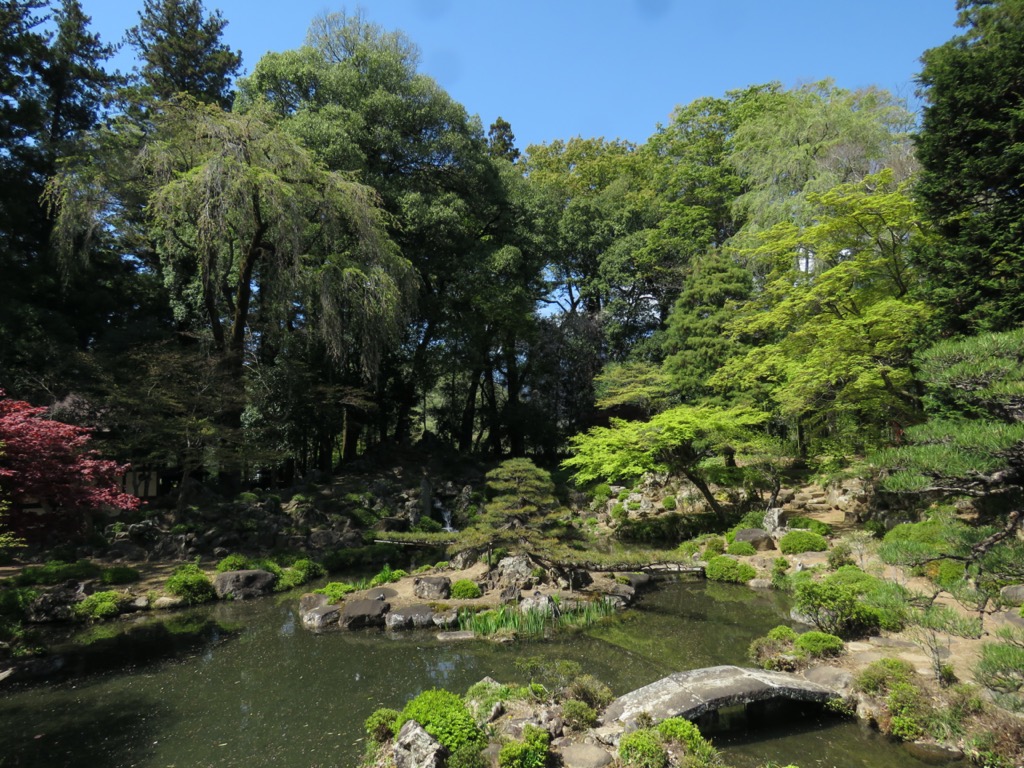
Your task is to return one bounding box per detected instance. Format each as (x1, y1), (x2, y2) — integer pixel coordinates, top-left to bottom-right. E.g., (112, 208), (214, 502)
(165, 563), (216, 605)
(705, 555), (756, 584)
(856, 657), (916, 695)
(778, 530), (828, 554)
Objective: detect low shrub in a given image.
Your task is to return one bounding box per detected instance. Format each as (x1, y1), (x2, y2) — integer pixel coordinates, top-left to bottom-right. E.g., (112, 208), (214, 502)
(277, 558), (326, 591)
(314, 581), (358, 603)
(885, 681), (929, 741)
(100, 566), (140, 585)
(788, 516), (832, 536)
(413, 516), (443, 533)
(498, 724), (549, 768)
(702, 537), (726, 557)
(793, 580), (881, 638)
(655, 717), (719, 765)
(591, 483), (612, 505)
(395, 689), (484, 755)
(749, 625), (801, 671)
(561, 699), (597, 730)
(567, 673), (614, 708)
(726, 540), (757, 557)
(451, 579), (482, 599)
(75, 590), (124, 621)
(618, 729), (668, 768)
(856, 657), (915, 695)
(215, 553), (252, 572)
(771, 557), (791, 590)
(165, 563), (216, 605)
(826, 542), (854, 571)
(794, 630), (844, 657)
(364, 707), (400, 743)
(779, 530), (828, 554)
(369, 565), (407, 587)
(705, 555), (757, 584)
(661, 495), (676, 510)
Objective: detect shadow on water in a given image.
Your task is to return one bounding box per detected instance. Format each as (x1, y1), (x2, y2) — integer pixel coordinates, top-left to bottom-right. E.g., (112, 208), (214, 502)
(0, 692), (170, 768)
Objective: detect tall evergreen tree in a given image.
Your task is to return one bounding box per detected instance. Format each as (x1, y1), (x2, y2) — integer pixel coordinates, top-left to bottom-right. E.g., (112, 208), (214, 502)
(125, 0), (241, 108)
(914, 0), (1024, 332)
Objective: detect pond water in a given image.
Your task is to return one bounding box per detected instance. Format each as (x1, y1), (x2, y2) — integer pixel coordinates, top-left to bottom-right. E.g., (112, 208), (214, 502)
(0, 580), (939, 767)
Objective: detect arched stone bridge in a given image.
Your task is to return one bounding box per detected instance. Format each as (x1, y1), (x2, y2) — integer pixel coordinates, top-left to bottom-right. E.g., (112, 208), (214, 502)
(602, 665), (840, 726)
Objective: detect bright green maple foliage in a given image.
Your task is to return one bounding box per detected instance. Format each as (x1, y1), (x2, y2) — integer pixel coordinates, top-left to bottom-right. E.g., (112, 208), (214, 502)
(563, 405), (768, 523)
(711, 170), (933, 449)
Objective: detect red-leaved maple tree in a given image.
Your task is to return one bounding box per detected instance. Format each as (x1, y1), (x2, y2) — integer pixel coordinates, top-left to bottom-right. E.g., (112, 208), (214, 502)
(0, 390), (140, 515)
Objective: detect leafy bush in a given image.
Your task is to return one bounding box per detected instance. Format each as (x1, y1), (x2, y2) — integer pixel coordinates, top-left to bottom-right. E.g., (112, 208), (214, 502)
(561, 699), (597, 730)
(779, 530), (828, 554)
(793, 580), (881, 637)
(885, 681), (929, 741)
(215, 553), (252, 572)
(499, 724), (549, 768)
(705, 555), (756, 584)
(395, 689), (484, 754)
(100, 566), (140, 585)
(451, 579), (482, 599)
(413, 516), (443, 533)
(591, 483), (612, 505)
(726, 540), (757, 556)
(165, 563), (216, 605)
(856, 657), (915, 695)
(794, 631), (844, 657)
(749, 625), (800, 670)
(237, 491), (259, 503)
(618, 729), (668, 768)
(788, 516), (832, 536)
(826, 542), (854, 570)
(75, 590), (124, 621)
(655, 717), (719, 765)
(276, 558), (326, 591)
(771, 557), (791, 589)
(703, 536), (726, 556)
(364, 707), (400, 743)
(661, 495), (676, 510)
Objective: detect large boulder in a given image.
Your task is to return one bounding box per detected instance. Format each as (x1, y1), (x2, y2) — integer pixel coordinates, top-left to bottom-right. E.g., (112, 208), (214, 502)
(302, 604), (341, 631)
(340, 599), (390, 629)
(1000, 584), (1024, 607)
(394, 720), (447, 768)
(559, 743), (614, 768)
(386, 605), (436, 631)
(734, 528), (776, 551)
(520, 593), (559, 616)
(495, 555), (537, 589)
(413, 576), (451, 601)
(26, 584), (81, 623)
(213, 569), (277, 600)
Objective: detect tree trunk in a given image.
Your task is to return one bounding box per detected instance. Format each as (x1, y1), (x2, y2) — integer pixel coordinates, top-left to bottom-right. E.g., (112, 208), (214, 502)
(683, 468), (727, 525)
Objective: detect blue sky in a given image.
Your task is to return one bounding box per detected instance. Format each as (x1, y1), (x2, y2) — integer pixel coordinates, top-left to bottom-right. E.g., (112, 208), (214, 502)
(81, 0), (961, 150)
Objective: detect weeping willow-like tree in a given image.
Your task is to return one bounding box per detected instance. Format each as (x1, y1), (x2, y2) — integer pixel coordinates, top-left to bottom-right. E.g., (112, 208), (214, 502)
(47, 97), (415, 479)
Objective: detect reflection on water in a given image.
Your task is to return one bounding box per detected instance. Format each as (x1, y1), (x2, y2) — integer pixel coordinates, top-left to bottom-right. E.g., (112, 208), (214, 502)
(0, 580), (937, 767)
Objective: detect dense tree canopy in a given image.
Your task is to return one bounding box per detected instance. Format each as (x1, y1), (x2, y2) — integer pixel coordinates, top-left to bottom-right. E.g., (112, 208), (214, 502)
(0, 1), (1018, 548)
